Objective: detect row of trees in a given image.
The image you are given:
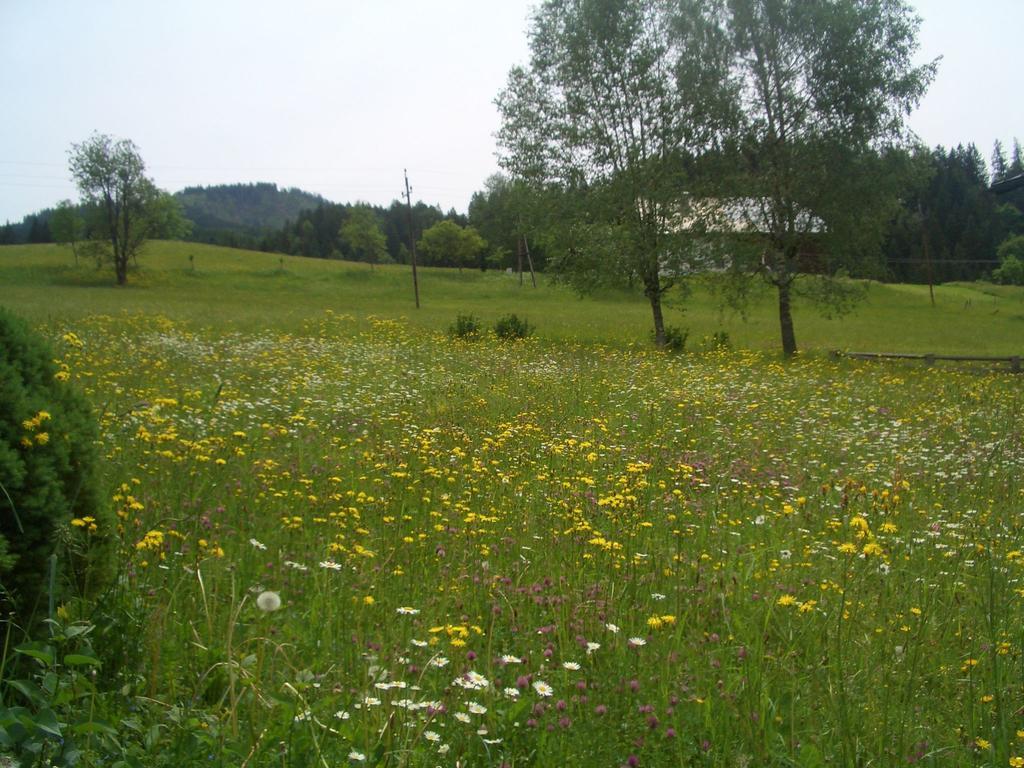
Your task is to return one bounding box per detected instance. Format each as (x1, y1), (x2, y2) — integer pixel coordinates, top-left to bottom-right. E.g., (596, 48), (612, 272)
(257, 201), (491, 271)
(495, 0), (938, 354)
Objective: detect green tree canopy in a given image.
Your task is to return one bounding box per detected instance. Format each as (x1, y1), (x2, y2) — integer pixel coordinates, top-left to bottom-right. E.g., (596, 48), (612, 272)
(68, 133), (165, 284)
(339, 206), (388, 268)
(709, 0), (936, 355)
(50, 199), (84, 263)
(497, 0), (730, 346)
(469, 173), (549, 272)
(416, 220), (487, 272)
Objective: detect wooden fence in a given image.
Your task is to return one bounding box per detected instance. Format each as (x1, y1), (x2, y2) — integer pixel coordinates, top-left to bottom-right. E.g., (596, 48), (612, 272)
(832, 351), (1022, 373)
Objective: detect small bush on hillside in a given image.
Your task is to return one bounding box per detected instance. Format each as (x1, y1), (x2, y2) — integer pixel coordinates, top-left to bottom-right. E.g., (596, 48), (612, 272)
(654, 325), (688, 352)
(449, 313), (482, 340)
(0, 309), (113, 621)
(494, 314), (533, 340)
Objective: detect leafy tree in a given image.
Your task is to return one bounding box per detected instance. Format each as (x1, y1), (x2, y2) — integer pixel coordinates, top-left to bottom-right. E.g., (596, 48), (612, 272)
(382, 200), (445, 264)
(710, 0), (936, 356)
(339, 206), (388, 268)
(992, 235), (1024, 285)
(147, 191), (193, 241)
(469, 173), (549, 272)
(497, 0), (729, 346)
(469, 174), (518, 270)
(417, 220), (486, 272)
(68, 133), (161, 285)
(50, 200), (85, 263)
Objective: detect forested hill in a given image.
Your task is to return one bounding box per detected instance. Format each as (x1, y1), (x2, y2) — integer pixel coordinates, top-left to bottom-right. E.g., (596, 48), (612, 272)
(174, 183), (326, 245)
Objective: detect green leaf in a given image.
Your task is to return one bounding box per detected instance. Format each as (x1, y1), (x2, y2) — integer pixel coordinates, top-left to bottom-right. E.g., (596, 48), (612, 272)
(42, 671), (59, 696)
(63, 653), (102, 667)
(0, 705), (29, 726)
(33, 707), (63, 737)
(64, 623), (93, 639)
(6, 679), (46, 707)
(14, 642), (55, 666)
(72, 719), (118, 736)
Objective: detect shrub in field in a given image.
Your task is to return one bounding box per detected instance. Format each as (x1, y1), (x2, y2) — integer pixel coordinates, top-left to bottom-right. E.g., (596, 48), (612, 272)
(0, 308), (113, 620)
(449, 312), (482, 340)
(992, 236), (1024, 285)
(494, 313), (533, 340)
(654, 324), (688, 352)
(992, 255), (1024, 285)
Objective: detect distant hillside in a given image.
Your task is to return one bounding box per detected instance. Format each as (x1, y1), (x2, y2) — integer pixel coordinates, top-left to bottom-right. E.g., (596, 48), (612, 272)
(174, 182), (327, 245)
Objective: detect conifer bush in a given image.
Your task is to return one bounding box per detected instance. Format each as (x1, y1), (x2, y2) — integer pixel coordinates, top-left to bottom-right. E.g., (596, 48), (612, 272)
(0, 308), (112, 620)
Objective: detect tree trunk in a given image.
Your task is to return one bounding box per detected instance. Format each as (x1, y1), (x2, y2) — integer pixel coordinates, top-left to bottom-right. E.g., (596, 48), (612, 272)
(115, 251), (128, 285)
(644, 278), (666, 347)
(777, 280), (797, 356)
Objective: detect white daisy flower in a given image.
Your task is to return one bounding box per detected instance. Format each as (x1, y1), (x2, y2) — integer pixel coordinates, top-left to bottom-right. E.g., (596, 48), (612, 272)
(532, 680), (553, 697)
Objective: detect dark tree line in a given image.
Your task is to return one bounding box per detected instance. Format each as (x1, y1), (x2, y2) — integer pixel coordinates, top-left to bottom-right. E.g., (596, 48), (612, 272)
(258, 200), (466, 265)
(0, 209), (56, 245)
(884, 140), (1024, 284)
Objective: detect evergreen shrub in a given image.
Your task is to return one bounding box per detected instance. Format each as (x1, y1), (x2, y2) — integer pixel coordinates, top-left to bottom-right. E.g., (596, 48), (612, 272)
(0, 308), (112, 620)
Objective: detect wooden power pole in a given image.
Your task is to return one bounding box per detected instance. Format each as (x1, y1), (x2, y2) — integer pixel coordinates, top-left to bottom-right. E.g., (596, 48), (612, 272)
(403, 169), (420, 309)
(522, 234), (537, 288)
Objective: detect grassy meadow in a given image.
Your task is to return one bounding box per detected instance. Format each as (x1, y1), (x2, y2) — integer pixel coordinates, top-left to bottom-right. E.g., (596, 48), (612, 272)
(3, 240), (1024, 353)
(2, 242), (1024, 766)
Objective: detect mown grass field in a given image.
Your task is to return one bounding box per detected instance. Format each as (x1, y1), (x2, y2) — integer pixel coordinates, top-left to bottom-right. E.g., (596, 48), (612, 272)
(2, 242), (1024, 767)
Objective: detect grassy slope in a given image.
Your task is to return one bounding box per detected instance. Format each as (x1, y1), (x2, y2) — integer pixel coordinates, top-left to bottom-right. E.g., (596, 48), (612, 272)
(2, 241), (1023, 354)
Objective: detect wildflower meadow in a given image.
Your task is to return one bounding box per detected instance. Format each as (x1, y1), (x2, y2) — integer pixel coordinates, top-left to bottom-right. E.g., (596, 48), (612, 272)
(4, 298), (1019, 767)
(2, 245), (1024, 766)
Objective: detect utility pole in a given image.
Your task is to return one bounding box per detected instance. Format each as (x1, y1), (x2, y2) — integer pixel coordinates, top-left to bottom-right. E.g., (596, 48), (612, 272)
(522, 234), (537, 288)
(516, 234), (524, 286)
(403, 169), (420, 309)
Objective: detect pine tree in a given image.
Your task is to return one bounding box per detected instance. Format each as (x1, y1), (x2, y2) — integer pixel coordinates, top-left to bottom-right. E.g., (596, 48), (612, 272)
(991, 140), (1009, 182)
(1010, 138), (1024, 176)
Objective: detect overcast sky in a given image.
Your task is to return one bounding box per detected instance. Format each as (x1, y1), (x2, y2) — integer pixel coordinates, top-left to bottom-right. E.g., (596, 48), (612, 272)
(1, 0), (1020, 224)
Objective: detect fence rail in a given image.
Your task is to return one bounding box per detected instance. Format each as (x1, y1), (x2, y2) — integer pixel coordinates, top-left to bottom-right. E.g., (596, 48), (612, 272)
(832, 351), (1022, 373)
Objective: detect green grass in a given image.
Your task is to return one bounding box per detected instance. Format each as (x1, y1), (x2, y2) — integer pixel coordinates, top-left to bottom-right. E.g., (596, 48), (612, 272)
(1, 242), (1024, 766)
(2, 241), (1023, 354)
